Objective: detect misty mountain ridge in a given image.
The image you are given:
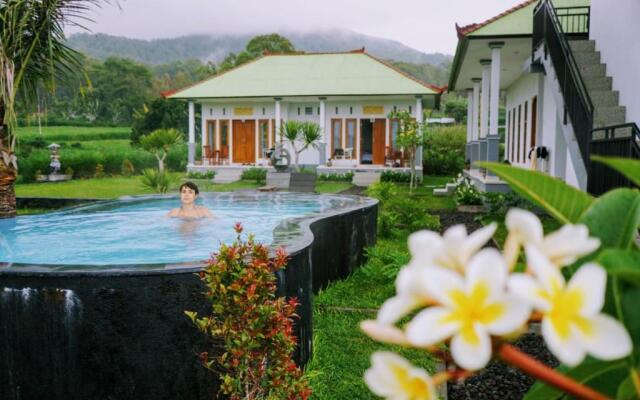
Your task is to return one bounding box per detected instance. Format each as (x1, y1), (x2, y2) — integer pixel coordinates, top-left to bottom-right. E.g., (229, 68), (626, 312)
(67, 29), (452, 67)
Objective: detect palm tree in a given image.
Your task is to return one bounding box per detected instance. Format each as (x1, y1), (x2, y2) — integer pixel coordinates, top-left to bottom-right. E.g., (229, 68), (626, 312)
(280, 120), (321, 172)
(0, 0), (103, 218)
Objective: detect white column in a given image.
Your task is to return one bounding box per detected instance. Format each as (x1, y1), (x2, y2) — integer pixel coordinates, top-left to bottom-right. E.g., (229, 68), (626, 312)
(319, 97), (327, 164)
(466, 89), (473, 142)
(489, 42), (504, 137)
(188, 101), (195, 166)
(415, 96), (424, 169)
(472, 79), (481, 141)
(274, 98), (282, 144)
(479, 59), (491, 139)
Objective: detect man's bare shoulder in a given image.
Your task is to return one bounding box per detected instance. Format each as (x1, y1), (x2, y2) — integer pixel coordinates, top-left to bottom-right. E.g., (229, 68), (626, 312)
(167, 208), (181, 217)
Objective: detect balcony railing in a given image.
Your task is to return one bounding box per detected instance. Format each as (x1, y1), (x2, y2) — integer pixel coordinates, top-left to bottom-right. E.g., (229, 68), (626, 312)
(588, 123), (640, 195)
(555, 6), (590, 37)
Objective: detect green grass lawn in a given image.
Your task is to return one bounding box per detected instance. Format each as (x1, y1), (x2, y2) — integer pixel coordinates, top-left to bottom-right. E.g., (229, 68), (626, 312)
(315, 181), (353, 193)
(17, 125), (130, 141)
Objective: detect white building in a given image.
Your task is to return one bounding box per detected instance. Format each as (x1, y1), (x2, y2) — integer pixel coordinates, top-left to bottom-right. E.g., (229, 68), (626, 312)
(449, 0), (639, 194)
(168, 49), (441, 176)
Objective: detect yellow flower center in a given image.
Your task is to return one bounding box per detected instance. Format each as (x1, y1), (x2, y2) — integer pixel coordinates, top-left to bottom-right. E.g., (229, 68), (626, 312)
(391, 365), (433, 399)
(441, 282), (505, 345)
(539, 284), (592, 340)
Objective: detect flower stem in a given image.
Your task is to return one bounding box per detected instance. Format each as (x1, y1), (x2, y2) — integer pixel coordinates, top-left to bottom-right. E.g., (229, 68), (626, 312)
(497, 343), (609, 400)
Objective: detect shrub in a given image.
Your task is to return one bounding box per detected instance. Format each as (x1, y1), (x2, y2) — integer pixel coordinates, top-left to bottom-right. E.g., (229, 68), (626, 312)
(186, 170), (215, 180)
(17, 150), (50, 182)
(423, 125), (466, 176)
(483, 191), (533, 216)
(454, 175), (483, 206)
(380, 170), (411, 183)
(121, 159), (135, 176)
(384, 198), (441, 233)
(241, 167), (267, 183)
(64, 167), (74, 177)
(140, 168), (170, 193)
(185, 225), (312, 399)
(94, 163), (105, 178)
(365, 181), (398, 206)
(361, 243), (411, 280)
(318, 172), (353, 182)
(70, 142), (82, 148)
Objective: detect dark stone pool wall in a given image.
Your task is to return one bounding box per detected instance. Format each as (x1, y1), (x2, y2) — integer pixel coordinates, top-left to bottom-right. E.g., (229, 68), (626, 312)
(0, 194), (377, 400)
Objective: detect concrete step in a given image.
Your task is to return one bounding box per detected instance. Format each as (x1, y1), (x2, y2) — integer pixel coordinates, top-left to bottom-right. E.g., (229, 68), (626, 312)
(569, 39), (596, 53)
(212, 169), (243, 184)
(573, 50), (601, 65)
(579, 63), (606, 79)
(433, 188), (450, 197)
(445, 182), (457, 193)
(590, 90), (620, 108)
(584, 76), (613, 91)
(352, 172), (381, 187)
(594, 106), (627, 128)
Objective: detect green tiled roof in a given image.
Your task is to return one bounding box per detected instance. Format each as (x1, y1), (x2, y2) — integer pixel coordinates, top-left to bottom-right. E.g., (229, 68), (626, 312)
(169, 52), (438, 99)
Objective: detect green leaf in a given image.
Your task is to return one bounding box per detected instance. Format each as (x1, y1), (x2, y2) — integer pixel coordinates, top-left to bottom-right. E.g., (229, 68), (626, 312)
(579, 189), (640, 249)
(621, 288), (640, 366)
(598, 250), (640, 287)
(524, 359), (627, 400)
(616, 376), (638, 400)
(592, 156), (640, 187)
(480, 162), (593, 223)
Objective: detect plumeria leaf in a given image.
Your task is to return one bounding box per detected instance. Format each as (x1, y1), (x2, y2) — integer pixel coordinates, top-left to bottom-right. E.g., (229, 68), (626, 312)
(480, 162), (593, 224)
(598, 250), (640, 287)
(524, 359), (627, 400)
(616, 376), (638, 400)
(621, 288), (640, 366)
(579, 189), (640, 249)
(592, 156), (640, 187)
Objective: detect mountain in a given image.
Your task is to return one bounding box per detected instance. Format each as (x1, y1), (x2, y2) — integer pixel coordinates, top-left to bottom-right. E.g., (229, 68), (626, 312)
(67, 29), (451, 67)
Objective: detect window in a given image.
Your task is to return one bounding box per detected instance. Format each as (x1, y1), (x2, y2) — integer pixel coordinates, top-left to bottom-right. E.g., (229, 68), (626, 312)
(331, 119), (343, 156)
(222, 108), (226, 116)
(209, 108), (212, 116)
(335, 106), (339, 114)
(516, 105), (521, 163)
(391, 118), (400, 150)
(305, 107), (313, 115)
(409, 105), (412, 114)
(346, 119), (356, 150)
(262, 107), (265, 116)
(506, 110), (511, 161)
(259, 120), (269, 158)
(349, 106), (353, 115)
(206, 120), (216, 149)
(220, 120), (229, 146)
(297, 107), (301, 116)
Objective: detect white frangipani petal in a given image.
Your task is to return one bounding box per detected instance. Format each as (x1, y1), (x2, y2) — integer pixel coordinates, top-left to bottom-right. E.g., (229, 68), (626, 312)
(465, 222), (498, 258)
(579, 314), (633, 361)
(364, 352), (437, 400)
(450, 324), (492, 371)
(525, 245), (565, 292)
(407, 230), (442, 268)
(508, 274), (552, 311)
(485, 295), (531, 335)
(506, 208), (544, 243)
(360, 320), (410, 346)
(540, 225), (601, 266)
(566, 263), (606, 316)
(541, 317), (586, 367)
(422, 266), (465, 309)
(377, 295), (423, 325)
(466, 248), (507, 303)
(405, 307), (461, 347)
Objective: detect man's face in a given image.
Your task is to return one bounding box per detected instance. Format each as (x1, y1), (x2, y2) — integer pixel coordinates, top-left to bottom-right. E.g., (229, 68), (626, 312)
(180, 187), (197, 205)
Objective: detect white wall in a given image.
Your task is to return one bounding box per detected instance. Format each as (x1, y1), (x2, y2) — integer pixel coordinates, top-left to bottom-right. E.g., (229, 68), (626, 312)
(590, 0), (640, 125)
(505, 74), (538, 168)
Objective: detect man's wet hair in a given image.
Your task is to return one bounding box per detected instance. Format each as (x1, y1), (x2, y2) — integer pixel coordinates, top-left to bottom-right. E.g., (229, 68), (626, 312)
(179, 181), (199, 195)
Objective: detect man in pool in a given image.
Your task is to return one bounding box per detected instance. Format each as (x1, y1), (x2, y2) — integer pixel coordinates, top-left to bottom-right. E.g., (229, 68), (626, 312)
(168, 181), (213, 218)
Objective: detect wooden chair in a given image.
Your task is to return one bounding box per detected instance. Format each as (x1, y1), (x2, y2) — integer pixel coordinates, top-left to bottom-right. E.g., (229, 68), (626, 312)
(220, 145), (229, 165)
(204, 145), (214, 165)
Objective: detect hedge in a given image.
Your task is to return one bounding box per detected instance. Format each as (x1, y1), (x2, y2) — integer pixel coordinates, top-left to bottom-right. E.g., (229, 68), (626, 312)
(422, 125), (466, 176)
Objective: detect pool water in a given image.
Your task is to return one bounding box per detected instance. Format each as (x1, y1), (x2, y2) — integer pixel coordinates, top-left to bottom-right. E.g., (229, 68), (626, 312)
(0, 192), (346, 267)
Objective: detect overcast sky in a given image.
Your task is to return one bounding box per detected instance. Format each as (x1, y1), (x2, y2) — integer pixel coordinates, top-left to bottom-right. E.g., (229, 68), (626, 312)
(67, 0), (526, 55)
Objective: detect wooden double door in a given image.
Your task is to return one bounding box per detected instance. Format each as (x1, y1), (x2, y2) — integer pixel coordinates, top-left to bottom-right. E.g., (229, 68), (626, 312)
(360, 119), (386, 165)
(232, 120), (255, 164)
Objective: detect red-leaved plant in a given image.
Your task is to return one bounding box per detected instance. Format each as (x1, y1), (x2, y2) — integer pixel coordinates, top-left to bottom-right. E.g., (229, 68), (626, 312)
(186, 223), (312, 400)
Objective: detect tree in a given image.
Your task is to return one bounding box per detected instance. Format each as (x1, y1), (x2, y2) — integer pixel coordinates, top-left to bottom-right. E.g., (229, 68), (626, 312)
(0, 0), (102, 218)
(139, 128), (183, 173)
(218, 34), (296, 73)
(280, 121), (321, 172)
(130, 97), (187, 144)
(390, 109), (423, 194)
(443, 96), (468, 123)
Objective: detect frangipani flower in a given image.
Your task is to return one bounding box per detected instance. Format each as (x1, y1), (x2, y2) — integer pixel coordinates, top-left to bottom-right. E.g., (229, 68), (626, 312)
(364, 352), (437, 400)
(360, 320), (411, 346)
(405, 249), (530, 370)
(504, 209), (600, 269)
(508, 246), (632, 366)
(376, 265), (434, 325)
(408, 222), (497, 273)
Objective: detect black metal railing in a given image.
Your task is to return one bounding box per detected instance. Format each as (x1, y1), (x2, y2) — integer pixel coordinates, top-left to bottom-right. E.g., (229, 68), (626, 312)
(588, 123), (640, 195)
(555, 6), (590, 36)
(532, 0), (594, 165)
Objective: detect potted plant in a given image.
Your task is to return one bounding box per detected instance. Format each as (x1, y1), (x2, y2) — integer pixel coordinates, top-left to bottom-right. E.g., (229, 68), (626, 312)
(280, 121), (321, 191)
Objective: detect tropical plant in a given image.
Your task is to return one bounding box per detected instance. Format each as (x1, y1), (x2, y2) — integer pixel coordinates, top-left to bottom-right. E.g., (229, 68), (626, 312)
(0, 0), (104, 218)
(185, 224), (312, 400)
(279, 120), (321, 172)
(139, 128), (183, 173)
(389, 109), (423, 193)
(360, 156), (640, 400)
(453, 174), (483, 206)
(240, 167), (267, 183)
(140, 168), (170, 193)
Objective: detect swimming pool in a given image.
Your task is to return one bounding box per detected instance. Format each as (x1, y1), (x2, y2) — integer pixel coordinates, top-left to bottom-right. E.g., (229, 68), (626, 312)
(0, 192), (378, 400)
(0, 192), (363, 268)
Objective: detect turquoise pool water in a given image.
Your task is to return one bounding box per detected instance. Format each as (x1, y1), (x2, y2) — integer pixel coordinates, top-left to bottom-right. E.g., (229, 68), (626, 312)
(0, 192), (347, 267)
